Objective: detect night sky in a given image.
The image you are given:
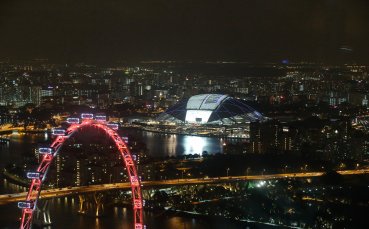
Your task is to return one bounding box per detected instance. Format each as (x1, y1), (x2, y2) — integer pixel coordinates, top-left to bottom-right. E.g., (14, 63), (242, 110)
(0, 0), (369, 64)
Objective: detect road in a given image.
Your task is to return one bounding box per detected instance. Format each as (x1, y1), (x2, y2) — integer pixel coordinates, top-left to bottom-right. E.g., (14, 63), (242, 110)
(1, 168), (369, 205)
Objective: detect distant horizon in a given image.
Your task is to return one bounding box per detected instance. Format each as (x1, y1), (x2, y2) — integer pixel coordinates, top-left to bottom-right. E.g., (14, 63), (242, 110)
(1, 57), (368, 66)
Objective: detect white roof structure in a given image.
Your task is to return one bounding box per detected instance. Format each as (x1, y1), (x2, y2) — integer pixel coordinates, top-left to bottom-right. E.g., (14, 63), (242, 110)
(186, 94), (228, 110)
(158, 94), (266, 125)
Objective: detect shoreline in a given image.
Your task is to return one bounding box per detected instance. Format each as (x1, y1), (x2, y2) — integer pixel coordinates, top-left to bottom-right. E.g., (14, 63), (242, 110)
(125, 125), (249, 140)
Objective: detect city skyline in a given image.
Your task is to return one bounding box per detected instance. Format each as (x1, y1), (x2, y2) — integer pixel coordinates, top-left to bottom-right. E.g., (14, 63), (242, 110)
(1, 1), (369, 228)
(1, 57), (369, 228)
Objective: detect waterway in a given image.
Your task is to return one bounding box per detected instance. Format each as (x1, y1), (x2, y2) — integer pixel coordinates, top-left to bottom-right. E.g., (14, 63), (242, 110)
(0, 131), (256, 229)
(0, 198), (249, 229)
(120, 128), (241, 157)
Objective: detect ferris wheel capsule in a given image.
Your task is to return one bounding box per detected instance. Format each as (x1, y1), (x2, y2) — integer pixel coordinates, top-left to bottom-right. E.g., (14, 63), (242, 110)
(26, 172), (42, 179)
(66, 117), (80, 124)
(39, 147), (54, 155)
(51, 128), (66, 136)
(107, 123), (119, 130)
(95, 115), (107, 122)
(81, 113), (94, 120)
(18, 201), (34, 210)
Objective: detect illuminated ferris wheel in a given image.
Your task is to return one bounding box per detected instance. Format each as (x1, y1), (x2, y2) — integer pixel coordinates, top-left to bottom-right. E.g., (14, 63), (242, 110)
(18, 114), (144, 229)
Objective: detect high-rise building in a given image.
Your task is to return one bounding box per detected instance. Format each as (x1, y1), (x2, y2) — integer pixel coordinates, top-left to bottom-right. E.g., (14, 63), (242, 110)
(29, 86), (42, 106)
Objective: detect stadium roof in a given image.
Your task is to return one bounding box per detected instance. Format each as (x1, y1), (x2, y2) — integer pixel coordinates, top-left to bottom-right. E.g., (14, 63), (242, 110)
(158, 94), (265, 125)
(186, 94), (228, 110)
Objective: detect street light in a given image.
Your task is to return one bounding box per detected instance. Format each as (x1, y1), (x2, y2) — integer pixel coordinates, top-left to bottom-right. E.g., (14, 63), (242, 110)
(246, 167), (251, 176)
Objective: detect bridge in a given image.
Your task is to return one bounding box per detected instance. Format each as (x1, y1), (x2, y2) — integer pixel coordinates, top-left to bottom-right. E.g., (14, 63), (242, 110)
(2, 168), (369, 206)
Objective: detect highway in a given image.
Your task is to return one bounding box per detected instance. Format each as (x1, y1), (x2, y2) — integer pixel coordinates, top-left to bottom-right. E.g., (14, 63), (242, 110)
(1, 168), (369, 205)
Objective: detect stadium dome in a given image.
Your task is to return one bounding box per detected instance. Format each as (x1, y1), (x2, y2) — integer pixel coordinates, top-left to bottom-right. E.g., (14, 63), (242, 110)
(157, 94), (265, 125)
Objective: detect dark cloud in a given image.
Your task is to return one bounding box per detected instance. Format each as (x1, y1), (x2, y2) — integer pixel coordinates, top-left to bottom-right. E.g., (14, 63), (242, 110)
(0, 0), (368, 63)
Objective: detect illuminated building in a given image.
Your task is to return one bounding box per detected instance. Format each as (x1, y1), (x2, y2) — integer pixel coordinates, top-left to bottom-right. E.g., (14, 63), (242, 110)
(158, 94), (265, 125)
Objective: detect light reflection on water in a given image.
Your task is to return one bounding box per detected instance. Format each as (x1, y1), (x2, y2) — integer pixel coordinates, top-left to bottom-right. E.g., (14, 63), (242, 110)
(141, 131), (215, 156)
(0, 131), (251, 229)
(2, 179), (27, 193)
(123, 129), (241, 157)
(1, 129), (243, 160)
(183, 136), (207, 155)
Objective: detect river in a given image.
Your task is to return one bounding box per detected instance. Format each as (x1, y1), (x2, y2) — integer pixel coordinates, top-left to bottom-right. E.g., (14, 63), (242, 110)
(119, 128), (243, 157)
(0, 131), (256, 229)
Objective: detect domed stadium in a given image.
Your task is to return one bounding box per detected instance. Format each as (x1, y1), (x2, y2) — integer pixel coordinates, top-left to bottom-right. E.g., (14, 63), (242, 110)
(157, 94), (265, 125)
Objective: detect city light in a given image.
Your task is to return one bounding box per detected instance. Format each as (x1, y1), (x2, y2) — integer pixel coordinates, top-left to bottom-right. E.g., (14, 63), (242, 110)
(122, 136), (129, 143)
(256, 180), (266, 188)
(1, 3), (369, 227)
